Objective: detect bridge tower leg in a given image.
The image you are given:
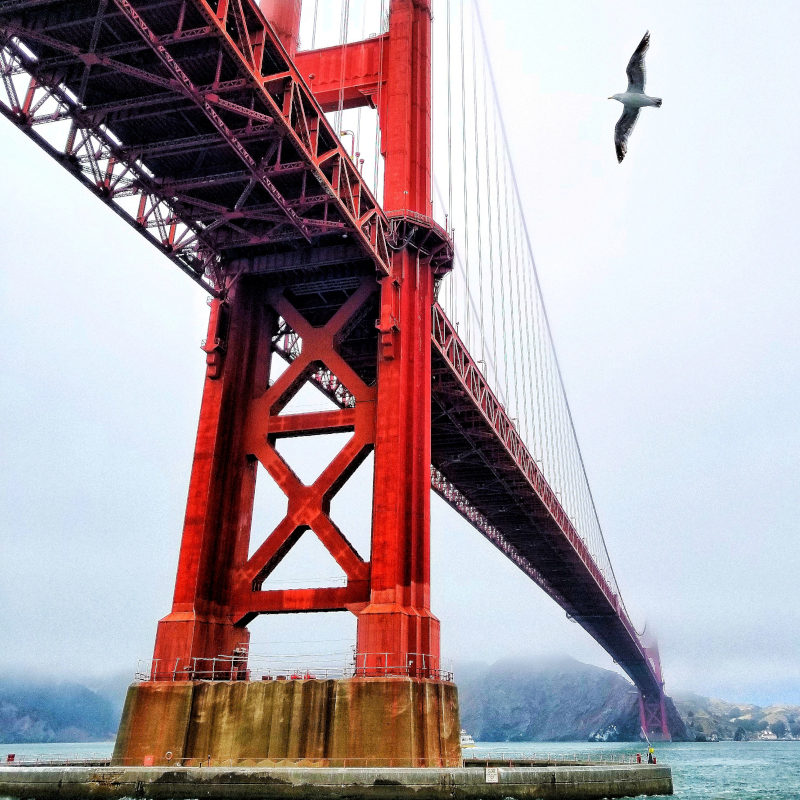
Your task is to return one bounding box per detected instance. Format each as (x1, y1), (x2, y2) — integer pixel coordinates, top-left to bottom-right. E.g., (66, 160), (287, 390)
(356, 0), (440, 678)
(113, 0), (459, 768)
(148, 287), (270, 679)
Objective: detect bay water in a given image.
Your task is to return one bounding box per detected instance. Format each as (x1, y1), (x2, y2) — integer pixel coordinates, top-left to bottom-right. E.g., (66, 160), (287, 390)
(1, 740), (798, 798)
(471, 741), (800, 799)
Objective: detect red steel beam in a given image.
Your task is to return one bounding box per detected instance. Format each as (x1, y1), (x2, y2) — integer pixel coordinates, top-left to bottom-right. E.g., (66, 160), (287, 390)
(353, 0), (442, 675)
(293, 37), (386, 113)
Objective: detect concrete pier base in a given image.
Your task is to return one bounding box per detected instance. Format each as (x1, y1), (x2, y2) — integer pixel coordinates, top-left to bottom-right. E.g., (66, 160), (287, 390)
(0, 764), (674, 799)
(112, 678), (461, 768)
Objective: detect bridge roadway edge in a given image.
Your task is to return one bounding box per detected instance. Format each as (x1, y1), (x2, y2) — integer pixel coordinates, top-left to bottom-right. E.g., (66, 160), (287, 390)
(0, 764), (673, 800)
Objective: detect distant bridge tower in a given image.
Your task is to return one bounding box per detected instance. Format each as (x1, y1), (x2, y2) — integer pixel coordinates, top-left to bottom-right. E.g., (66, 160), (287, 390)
(640, 643), (671, 741)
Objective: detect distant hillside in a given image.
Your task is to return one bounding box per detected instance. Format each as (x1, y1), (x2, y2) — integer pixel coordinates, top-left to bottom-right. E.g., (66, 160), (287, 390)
(672, 691), (800, 741)
(456, 656), (688, 742)
(0, 677), (123, 743)
(6, 663), (796, 744)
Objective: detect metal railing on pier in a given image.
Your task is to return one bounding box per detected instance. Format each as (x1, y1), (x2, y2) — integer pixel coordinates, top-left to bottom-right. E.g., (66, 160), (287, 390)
(4, 755), (112, 767)
(135, 652), (454, 683)
(464, 750), (644, 767)
(4, 753), (649, 769)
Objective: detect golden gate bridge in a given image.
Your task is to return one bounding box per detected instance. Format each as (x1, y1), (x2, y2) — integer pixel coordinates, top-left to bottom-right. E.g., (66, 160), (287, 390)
(0, 0), (672, 766)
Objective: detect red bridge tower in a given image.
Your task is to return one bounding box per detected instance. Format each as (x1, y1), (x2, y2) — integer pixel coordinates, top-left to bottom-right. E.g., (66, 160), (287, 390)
(114, 0), (460, 767)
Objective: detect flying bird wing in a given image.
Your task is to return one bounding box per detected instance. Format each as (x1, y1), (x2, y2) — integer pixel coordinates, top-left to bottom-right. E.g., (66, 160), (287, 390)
(626, 31), (650, 92)
(614, 106), (640, 163)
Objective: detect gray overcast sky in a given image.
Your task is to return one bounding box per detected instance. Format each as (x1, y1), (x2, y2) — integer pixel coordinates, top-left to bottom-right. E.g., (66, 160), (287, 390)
(1, 1), (798, 707)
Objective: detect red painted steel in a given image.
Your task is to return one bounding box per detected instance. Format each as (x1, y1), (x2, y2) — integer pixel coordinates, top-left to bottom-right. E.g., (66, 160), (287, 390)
(0, 0), (391, 290)
(150, 0), (446, 678)
(258, 0), (301, 57)
(293, 38), (385, 113)
(231, 281), (376, 621)
(638, 644), (670, 740)
(355, 0), (441, 675)
(0, 0), (670, 735)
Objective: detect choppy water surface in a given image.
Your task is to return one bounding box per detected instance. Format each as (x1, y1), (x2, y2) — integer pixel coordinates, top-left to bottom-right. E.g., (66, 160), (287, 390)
(2, 740), (798, 798)
(472, 741), (800, 799)
(2, 742), (114, 763)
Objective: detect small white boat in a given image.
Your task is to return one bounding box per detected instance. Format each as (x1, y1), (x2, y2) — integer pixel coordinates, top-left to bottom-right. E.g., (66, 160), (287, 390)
(460, 729), (476, 748)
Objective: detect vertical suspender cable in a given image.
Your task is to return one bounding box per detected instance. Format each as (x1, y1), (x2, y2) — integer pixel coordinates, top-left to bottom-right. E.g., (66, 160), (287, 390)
(490, 75), (509, 406)
(501, 146), (521, 430)
(311, 0), (319, 49)
(472, 2), (622, 595)
(374, 0), (386, 196)
(354, 0), (368, 177)
(459, 0), (471, 345)
(446, 0), (453, 313)
(335, 0), (350, 135)
(510, 173), (531, 448)
(470, 3), (485, 365)
(482, 52), (499, 396)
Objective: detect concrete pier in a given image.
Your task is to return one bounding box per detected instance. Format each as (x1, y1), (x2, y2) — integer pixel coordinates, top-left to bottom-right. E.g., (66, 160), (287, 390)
(0, 764), (673, 799)
(113, 678), (461, 768)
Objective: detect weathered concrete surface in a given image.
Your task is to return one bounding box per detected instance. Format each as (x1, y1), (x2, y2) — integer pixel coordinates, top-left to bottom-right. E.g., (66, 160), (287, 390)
(0, 764), (673, 799)
(113, 682), (194, 766)
(113, 678), (461, 768)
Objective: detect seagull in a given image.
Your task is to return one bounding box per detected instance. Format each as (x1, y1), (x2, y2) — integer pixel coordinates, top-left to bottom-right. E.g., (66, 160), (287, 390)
(609, 31), (661, 163)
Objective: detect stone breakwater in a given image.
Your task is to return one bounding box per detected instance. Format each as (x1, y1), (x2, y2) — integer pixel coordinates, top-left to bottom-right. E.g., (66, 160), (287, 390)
(0, 764), (673, 799)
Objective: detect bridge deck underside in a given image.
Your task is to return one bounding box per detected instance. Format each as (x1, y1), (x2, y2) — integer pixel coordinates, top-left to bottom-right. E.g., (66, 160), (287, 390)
(430, 341), (661, 699)
(0, 0), (388, 289)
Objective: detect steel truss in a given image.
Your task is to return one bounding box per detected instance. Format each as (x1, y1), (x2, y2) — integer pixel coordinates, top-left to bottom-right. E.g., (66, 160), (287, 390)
(0, 0), (390, 294)
(232, 280), (378, 622)
(0, 38), (223, 289)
